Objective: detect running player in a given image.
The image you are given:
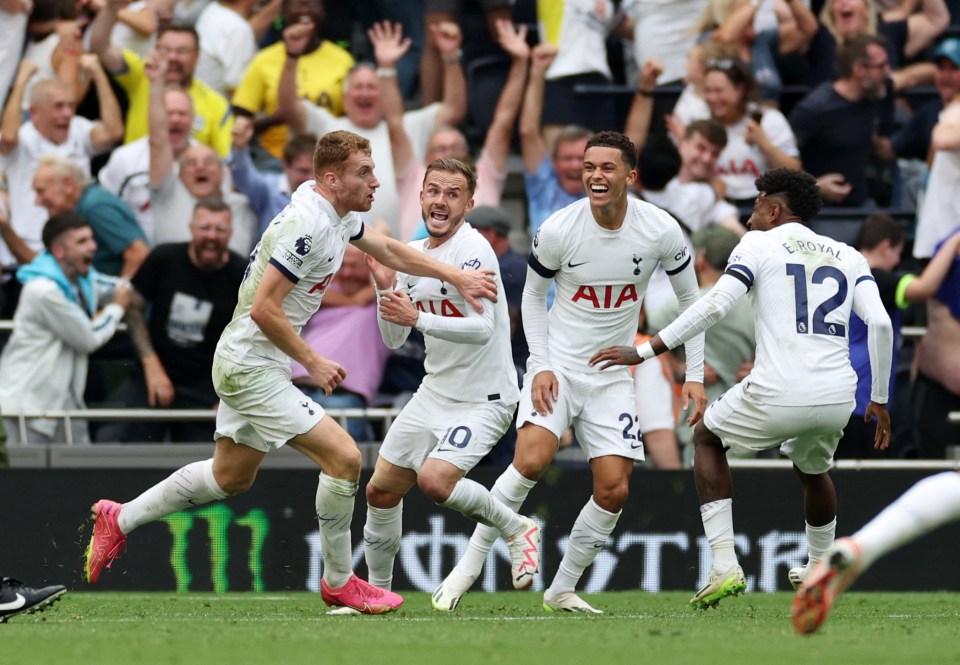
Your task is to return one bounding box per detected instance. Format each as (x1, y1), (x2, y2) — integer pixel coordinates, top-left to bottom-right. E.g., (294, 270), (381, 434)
(363, 158), (538, 603)
(433, 131), (707, 613)
(83, 131), (497, 614)
(591, 168), (894, 609)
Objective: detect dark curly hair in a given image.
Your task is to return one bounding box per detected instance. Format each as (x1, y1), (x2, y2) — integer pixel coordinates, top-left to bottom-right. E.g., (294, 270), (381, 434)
(754, 168), (823, 222)
(585, 131), (638, 170)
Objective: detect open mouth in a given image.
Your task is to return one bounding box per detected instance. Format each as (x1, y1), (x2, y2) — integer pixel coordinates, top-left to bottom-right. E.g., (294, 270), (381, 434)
(590, 184), (609, 195)
(429, 209), (449, 222)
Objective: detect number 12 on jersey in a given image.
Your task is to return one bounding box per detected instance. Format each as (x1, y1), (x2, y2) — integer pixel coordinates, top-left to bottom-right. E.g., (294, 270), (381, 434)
(785, 263), (848, 337)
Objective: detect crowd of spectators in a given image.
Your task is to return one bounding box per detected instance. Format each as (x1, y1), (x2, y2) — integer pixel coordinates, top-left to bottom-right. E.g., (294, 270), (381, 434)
(0, 0), (958, 463)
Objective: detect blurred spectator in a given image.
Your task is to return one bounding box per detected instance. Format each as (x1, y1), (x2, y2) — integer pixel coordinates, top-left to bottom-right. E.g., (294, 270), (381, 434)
(624, 0), (709, 87)
(194, 0), (259, 98)
(291, 244), (390, 441)
(521, 44), (590, 236)
(672, 40), (739, 126)
(399, 19), (529, 242)
(230, 124), (316, 237)
(372, 0), (423, 98)
(107, 0), (179, 59)
(838, 216), (960, 458)
(279, 20), (467, 238)
(647, 224), (755, 465)
(697, 57), (800, 205)
(691, 0), (818, 101)
(122, 197), (246, 442)
(89, 1), (234, 156)
(420, 0), (512, 105)
(30, 154), (149, 277)
(809, 0), (950, 85)
(231, 0), (354, 162)
(0, 60), (123, 269)
(0, 0), (30, 104)
(789, 34), (895, 206)
(913, 228), (960, 457)
(0, 211), (132, 443)
(914, 41), (960, 259)
(98, 86), (196, 245)
(633, 305), (682, 469)
(537, 0), (633, 145)
(146, 51), (257, 255)
(467, 205), (527, 374)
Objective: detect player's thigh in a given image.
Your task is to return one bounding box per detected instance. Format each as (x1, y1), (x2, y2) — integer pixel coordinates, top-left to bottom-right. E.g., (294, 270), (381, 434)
(213, 357), (325, 453)
(369, 456), (418, 496)
(516, 367), (582, 440)
(577, 370), (644, 463)
(427, 398), (516, 472)
(703, 384), (785, 455)
(780, 401), (855, 475)
(287, 415), (361, 477)
(379, 390), (450, 473)
(212, 435), (268, 492)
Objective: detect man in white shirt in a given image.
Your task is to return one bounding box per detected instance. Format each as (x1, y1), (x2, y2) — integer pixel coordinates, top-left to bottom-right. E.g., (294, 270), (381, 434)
(434, 131), (707, 614)
(83, 130), (498, 615)
(363, 158), (538, 600)
(592, 168), (894, 610)
(194, 0), (258, 97)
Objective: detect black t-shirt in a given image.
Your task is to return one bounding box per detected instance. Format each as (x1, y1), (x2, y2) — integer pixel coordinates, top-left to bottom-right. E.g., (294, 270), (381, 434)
(788, 80), (895, 206)
(131, 243), (247, 404)
(892, 98), (943, 161)
(499, 248), (529, 370)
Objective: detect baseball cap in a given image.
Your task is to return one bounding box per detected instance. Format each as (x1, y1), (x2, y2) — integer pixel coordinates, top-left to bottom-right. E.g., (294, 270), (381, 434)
(691, 225), (740, 270)
(467, 206), (512, 236)
(933, 38), (960, 67)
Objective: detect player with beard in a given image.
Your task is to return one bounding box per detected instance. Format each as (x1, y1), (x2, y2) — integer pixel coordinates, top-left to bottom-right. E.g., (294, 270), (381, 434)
(83, 131), (497, 615)
(434, 131), (706, 614)
(361, 158), (537, 602)
(121, 197), (248, 443)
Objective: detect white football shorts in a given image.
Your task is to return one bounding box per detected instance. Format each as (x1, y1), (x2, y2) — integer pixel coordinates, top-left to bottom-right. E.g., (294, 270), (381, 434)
(517, 366), (644, 462)
(633, 357), (677, 434)
(378, 385), (517, 473)
(212, 354), (325, 452)
(704, 380), (855, 474)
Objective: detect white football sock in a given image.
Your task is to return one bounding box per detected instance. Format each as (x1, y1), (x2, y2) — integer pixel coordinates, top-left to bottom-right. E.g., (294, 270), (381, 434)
(442, 477), (524, 537)
(546, 497), (620, 596)
(456, 465), (537, 578)
(805, 517), (836, 566)
(316, 473), (358, 588)
(118, 459), (228, 534)
(854, 471), (960, 570)
(700, 498), (737, 571)
(363, 502), (403, 590)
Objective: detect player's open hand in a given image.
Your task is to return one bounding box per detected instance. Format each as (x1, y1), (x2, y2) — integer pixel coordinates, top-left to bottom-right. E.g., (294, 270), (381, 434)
(308, 356), (347, 396)
(378, 290), (418, 327)
(531, 370), (559, 416)
(453, 268), (497, 313)
(866, 401), (891, 450)
(589, 345), (641, 370)
(681, 381), (706, 426)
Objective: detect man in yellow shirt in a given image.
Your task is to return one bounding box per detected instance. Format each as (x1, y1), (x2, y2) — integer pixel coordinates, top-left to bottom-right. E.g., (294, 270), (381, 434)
(88, 0), (233, 157)
(232, 0), (354, 159)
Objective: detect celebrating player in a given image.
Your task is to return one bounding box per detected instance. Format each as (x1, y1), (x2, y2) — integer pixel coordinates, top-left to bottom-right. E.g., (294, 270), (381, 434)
(83, 131), (497, 615)
(434, 131), (706, 614)
(591, 168), (894, 609)
(363, 158), (539, 603)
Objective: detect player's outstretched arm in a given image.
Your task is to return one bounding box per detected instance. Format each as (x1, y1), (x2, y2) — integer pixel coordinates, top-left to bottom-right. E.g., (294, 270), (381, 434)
(353, 227), (497, 313)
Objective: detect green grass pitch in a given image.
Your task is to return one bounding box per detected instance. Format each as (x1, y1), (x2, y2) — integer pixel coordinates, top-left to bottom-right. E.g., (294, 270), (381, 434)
(3, 591), (959, 665)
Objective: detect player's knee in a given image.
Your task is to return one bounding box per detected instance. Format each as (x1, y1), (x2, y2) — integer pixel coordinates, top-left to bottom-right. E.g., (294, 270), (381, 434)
(693, 422), (721, 450)
(511, 452), (550, 481)
(417, 473), (454, 504)
(217, 469), (257, 495)
(329, 446), (362, 479)
(366, 482), (401, 509)
(595, 481), (629, 512)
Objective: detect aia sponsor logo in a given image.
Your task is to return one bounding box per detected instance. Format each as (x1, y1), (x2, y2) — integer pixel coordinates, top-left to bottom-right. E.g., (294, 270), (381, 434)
(572, 284), (639, 309)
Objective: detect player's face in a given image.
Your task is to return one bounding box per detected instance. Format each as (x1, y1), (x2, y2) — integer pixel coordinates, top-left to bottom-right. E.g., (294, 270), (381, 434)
(420, 169), (473, 243)
(337, 150), (379, 212)
(553, 138), (588, 195)
(189, 207), (232, 269)
(33, 166), (77, 215)
(30, 85), (75, 145)
(54, 226), (97, 279)
(581, 146), (637, 210)
(180, 146), (223, 198)
(343, 68), (382, 129)
(704, 70), (744, 124)
(747, 192), (778, 231)
(679, 132), (721, 182)
(156, 31), (199, 84)
(164, 89), (194, 154)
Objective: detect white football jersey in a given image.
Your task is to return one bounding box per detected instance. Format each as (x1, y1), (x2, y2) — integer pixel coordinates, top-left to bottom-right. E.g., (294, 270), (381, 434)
(383, 223), (520, 404)
(529, 197), (699, 373)
(215, 181), (363, 367)
(723, 223), (871, 406)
